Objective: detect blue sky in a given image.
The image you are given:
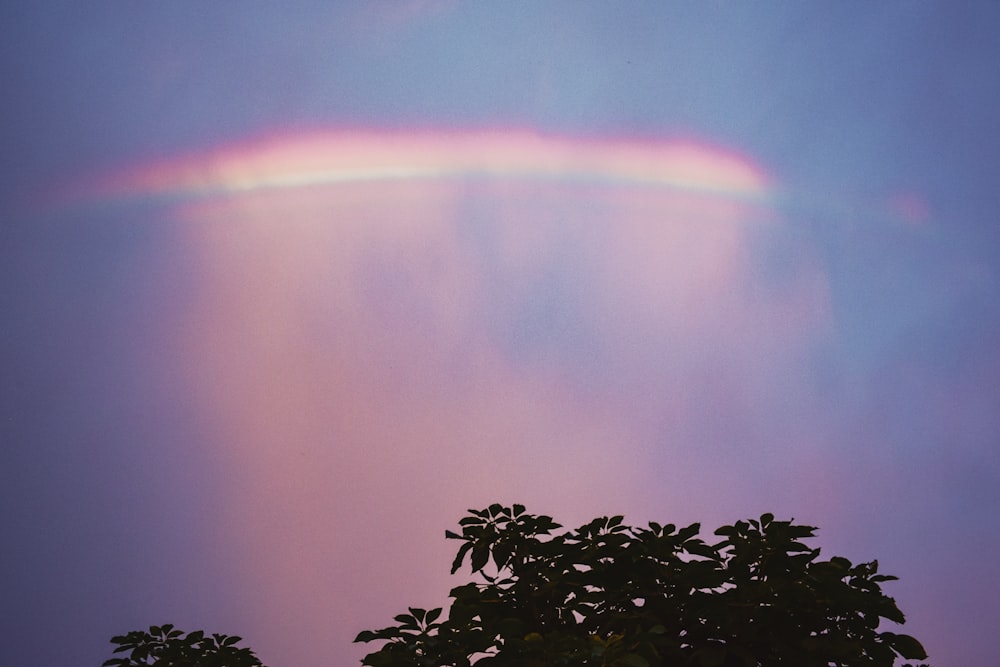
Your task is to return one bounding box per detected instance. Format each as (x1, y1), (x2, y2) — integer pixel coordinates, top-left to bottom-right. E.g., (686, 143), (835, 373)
(2, 3), (999, 666)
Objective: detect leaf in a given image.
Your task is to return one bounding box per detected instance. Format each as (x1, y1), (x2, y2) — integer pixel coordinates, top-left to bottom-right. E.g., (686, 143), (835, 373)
(445, 529), (463, 540)
(512, 504), (526, 517)
(880, 598), (907, 624)
(829, 556), (852, 570)
(885, 632), (928, 660)
(787, 524), (817, 538)
(355, 630), (378, 643)
(426, 607), (443, 624)
(787, 540), (812, 553)
(471, 545), (490, 572)
(617, 653), (649, 667)
(451, 542), (473, 574)
(449, 582), (479, 598)
(536, 515), (561, 532)
(677, 523), (701, 541)
(684, 541), (719, 559)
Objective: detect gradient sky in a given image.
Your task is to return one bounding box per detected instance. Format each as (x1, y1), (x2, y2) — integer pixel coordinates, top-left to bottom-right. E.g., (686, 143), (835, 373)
(2, 3), (999, 666)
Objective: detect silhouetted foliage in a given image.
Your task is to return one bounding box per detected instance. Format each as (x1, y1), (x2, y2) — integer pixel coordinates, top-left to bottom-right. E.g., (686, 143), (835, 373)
(356, 504), (929, 667)
(103, 624), (265, 667)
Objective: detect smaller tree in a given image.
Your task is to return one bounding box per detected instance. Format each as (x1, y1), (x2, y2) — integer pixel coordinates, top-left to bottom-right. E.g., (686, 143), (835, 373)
(356, 504), (930, 667)
(103, 624), (265, 667)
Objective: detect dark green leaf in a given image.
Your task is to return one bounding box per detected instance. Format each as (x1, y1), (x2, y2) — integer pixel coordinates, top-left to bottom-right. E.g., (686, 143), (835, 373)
(677, 523), (701, 541)
(888, 633), (928, 660)
(470, 545), (489, 572)
(880, 599), (907, 624)
(449, 582), (479, 598)
(617, 652), (649, 667)
(830, 556), (852, 570)
(787, 524), (817, 538)
(684, 541), (719, 559)
(451, 541), (473, 574)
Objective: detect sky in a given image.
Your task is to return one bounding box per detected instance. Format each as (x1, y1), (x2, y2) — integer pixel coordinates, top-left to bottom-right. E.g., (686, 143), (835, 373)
(1, 3), (998, 666)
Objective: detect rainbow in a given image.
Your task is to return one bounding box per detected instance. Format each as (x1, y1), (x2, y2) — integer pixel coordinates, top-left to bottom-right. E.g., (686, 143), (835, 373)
(80, 129), (773, 208)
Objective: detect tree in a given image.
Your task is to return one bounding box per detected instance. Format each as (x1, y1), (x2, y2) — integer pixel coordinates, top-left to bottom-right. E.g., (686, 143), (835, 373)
(103, 624), (266, 667)
(355, 504), (930, 667)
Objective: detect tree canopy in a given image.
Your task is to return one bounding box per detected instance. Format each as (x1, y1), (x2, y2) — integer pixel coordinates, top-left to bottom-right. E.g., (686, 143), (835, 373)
(355, 504), (929, 667)
(102, 624), (266, 667)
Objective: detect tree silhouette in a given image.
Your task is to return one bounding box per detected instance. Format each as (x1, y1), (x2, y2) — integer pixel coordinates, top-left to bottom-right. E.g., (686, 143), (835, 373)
(103, 624), (265, 667)
(355, 504), (929, 667)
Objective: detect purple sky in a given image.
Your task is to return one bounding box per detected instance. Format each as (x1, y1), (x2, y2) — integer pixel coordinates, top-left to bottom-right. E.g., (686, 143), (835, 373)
(2, 3), (999, 666)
